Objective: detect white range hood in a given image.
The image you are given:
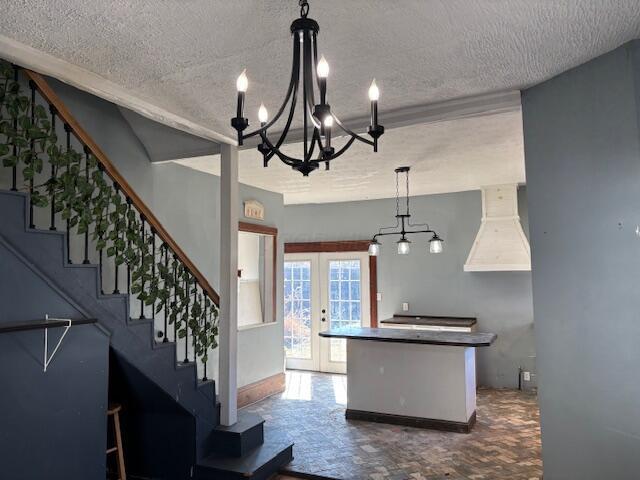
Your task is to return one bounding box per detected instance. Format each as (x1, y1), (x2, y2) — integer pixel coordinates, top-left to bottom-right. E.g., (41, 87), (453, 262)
(464, 184), (531, 272)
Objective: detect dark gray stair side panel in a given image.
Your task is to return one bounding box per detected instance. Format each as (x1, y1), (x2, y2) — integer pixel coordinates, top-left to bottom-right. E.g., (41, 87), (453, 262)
(0, 191), (218, 451)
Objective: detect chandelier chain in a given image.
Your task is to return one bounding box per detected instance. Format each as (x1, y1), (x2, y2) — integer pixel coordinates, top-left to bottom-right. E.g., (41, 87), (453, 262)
(299, 0), (309, 18)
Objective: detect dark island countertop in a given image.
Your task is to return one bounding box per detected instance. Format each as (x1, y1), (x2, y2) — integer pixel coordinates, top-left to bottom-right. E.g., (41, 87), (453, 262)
(319, 327), (496, 347)
(380, 315), (477, 328)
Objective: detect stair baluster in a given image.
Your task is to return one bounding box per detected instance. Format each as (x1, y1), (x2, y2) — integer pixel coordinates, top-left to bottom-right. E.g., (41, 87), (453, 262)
(63, 123), (72, 264)
(202, 294), (208, 381)
(97, 164), (105, 294)
(163, 243), (169, 343)
(82, 146), (91, 263)
(113, 183), (121, 294)
(172, 254), (178, 343)
(151, 230), (156, 321)
(10, 65), (17, 192)
(126, 198), (132, 294)
(48, 105), (57, 231)
(183, 275), (190, 364)
(139, 215), (146, 320)
(28, 80), (36, 229)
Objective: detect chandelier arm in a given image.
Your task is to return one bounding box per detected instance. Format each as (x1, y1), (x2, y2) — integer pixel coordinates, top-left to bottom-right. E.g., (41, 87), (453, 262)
(321, 136), (356, 161)
(330, 112), (375, 147)
(259, 129), (312, 166)
(303, 30), (320, 130)
(304, 128), (319, 162)
(243, 35), (301, 140)
(263, 47), (302, 162)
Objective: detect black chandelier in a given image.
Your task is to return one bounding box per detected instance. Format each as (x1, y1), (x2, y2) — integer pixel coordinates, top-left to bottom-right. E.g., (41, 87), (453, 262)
(368, 167), (444, 256)
(230, 0), (385, 176)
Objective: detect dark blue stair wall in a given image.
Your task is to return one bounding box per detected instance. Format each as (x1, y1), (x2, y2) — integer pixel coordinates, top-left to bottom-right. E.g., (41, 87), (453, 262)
(110, 352), (196, 480)
(0, 238), (110, 480)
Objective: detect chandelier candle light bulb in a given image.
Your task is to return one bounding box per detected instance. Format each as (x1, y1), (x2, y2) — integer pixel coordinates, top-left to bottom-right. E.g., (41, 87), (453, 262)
(258, 103), (269, 125)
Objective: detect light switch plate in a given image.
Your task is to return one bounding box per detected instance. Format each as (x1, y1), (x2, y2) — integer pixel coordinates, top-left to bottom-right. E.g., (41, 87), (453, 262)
(523, 371), (531, 381)
(376, 292), (382, 301)
(402, 302), (409, 311)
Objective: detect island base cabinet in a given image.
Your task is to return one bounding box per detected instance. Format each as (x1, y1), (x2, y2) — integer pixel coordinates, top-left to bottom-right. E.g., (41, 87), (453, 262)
(345, 340), (477, 433)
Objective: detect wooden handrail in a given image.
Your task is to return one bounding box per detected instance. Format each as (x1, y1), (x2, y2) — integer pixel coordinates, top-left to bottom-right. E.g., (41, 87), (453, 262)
(24, 69), (220, 306)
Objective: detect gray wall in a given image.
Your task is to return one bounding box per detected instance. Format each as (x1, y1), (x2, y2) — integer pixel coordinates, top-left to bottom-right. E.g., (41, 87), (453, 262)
(282, 189), (534, 388)
(522, 41), (640, 478)
(0, 240), (110, 480)
(2, 77), (285, 389)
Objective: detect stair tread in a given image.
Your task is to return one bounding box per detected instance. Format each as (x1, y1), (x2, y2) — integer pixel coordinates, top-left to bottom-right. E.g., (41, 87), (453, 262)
(214, 411), (264, 434)
(198, 428), (293, 475)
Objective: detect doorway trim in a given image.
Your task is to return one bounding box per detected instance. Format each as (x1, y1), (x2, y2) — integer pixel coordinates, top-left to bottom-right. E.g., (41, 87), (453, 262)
(284, 241), (378, 327)
(239, 221), (278, 326)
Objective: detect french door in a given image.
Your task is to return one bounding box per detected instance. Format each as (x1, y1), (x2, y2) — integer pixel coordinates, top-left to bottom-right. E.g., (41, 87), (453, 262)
(284, 251), (370, 374)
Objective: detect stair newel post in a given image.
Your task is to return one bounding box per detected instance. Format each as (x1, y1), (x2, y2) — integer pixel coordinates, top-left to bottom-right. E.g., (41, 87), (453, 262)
(10, 66), (18, 192)
(139, 215), (146, 320)
(183, 275), (190, 364)
(113, 183), (121, 294)
(163, 243), (169, 343)
(82, 146), (91, 263)
(126, 198), (132, 295)
(202, 293), (208, 381)
(64, 123), (72, 264)
(28, 80), (36, 229)
(151, 229), (156, 321)
(48, 105), (57, 231)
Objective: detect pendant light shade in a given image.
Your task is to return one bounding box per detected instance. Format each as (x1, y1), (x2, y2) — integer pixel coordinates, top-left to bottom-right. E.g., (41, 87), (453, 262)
(368, 239), (381, 256)
(397, 237), (411, 255)
(429, 234), (444, 254)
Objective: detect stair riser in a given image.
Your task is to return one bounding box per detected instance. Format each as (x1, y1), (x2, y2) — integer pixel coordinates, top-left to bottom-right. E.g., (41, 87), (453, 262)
(210, 422), (264, 457)
(196, 444), (293, 480)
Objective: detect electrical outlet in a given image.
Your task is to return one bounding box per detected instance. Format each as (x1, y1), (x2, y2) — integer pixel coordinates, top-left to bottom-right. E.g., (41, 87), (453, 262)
(402, 302), (409, 312)
(523, 371), (531, 382)
(376, 292), (382, 301)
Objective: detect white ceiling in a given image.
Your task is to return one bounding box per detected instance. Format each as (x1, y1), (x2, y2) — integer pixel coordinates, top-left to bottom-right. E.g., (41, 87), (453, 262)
(1, 1), (640, 142)
(174, 108), (525, 205)
(1, 1), (639, 203)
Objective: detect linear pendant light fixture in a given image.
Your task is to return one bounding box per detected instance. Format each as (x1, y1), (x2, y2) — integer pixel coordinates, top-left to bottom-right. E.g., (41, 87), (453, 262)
(368, 167), (444, 256)
(230, 0), (385, 176)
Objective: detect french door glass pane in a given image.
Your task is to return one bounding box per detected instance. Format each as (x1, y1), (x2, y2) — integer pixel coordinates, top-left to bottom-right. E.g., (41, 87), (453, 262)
(284, 261), (312, 359)
(328, 260), (362, 362)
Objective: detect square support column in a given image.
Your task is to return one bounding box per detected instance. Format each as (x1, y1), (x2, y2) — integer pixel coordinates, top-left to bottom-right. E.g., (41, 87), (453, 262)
(219, 144), (239, 426)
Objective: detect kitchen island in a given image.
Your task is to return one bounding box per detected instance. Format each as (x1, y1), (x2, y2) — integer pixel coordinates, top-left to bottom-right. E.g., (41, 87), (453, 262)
(319, 326), (496, 433)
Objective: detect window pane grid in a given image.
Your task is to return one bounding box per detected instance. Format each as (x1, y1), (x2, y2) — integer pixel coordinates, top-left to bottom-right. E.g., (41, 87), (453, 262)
(328, 260), (361, 362)
(284, 261), (312, 359)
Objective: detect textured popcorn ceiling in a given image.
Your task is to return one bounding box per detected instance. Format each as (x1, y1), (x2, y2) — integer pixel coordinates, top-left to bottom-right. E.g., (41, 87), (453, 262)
(174, 109), (526, 205)
(2, 1), (639, 203)
(1, 1), (640, 141)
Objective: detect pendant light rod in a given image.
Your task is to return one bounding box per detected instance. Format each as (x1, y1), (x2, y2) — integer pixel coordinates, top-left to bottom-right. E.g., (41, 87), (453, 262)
(231, 0), (384, 176)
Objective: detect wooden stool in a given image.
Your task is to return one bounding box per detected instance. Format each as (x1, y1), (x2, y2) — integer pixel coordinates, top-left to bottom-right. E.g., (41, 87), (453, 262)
(107, 404), (126, 480)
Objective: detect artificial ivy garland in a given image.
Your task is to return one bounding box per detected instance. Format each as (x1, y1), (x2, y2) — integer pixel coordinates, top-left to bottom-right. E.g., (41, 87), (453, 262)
(0, 60), (218, 365)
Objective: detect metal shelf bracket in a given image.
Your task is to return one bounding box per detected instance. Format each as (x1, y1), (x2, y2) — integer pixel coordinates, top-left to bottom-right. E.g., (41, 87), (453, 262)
(43, 314), (72, 373)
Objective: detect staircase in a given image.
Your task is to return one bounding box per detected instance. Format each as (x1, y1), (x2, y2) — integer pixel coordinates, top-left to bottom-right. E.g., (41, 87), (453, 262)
(0, 61), (292, 479)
